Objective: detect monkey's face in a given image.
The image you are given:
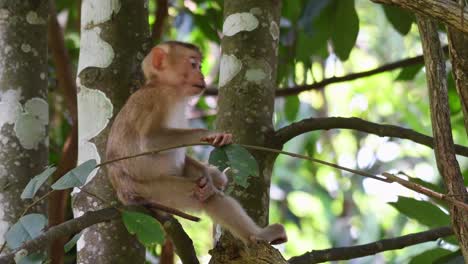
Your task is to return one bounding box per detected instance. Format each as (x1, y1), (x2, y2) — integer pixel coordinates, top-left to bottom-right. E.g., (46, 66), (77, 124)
(156, 48), (206, 97)
(181, 55), (206, 96)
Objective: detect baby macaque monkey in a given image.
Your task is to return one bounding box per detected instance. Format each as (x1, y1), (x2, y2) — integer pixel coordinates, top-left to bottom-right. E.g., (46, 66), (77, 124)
(106, 41), (287, 245)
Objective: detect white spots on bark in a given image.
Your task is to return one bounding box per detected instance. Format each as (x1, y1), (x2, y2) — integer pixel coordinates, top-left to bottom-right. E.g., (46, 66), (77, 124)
(24, 98), (48, 125)
(21, 44), (31, 53)
(270, 21), (279, 41)
(0, 90), (22, 129)
(81, 0), (121, 26)
(40, 73), (46, 80)
(14, 113), (46, 150)
(75, 86), (113, 190)
(78, 0), (120, 73)
(250, 7), (262, 16)
(0, 90), (48, 150)
(78, 87), (113, 140)
(0, 193), (8, 244)
(219, 54), (242, 87)
(222, 12), (259, 37)
(0, 9), (9, 20)
(26, 11), (46, 25)
(245, 68), (267, 83)
(77, 27), (115, 73)
(244, 58), (272, 84)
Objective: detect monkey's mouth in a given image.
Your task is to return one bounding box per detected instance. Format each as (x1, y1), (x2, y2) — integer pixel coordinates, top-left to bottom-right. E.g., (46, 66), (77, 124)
(193, 84), (206, 90)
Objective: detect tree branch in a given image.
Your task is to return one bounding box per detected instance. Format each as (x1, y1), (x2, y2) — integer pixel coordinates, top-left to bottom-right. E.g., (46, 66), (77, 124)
(0, 207), (200, 264)
(417, 14), (468, 259)
(204, 47), (448, 97)
(153, 213), (199, 264)
(0, 208), (120, 264)
(47, 1), (79, 263)
(288, 226), (453, 264)
(152, 0), (169, 43)
(274, 117), (468, 157)
(370, 0), (468, 34)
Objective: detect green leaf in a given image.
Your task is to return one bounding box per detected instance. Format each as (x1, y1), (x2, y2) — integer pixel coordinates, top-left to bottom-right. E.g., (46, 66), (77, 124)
(285, 96), (300, 121)
(434, 250), (465, 264)
(389, 197), (450, 228)
(209, 147), (230, 172)
(395, 64), (424, 81)
(64, 232), (82, 253)
(5, 214), (47, 249)
(330, 0), (359, 61)
(51, 159), (96, 190)
(21, 166), (56, 199)
(383, 5), (414, 35)
(224, 144), (259, 188)
(409, 248), (452, 264)
(122, 211), (164, 247)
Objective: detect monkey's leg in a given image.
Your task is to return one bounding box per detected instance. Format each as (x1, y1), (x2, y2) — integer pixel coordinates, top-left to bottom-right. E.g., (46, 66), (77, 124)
(184, 156), (227, 190)
(202, 194), (287, 244)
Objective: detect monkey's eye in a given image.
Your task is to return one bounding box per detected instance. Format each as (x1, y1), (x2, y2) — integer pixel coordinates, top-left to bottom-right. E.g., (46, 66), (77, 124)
(189, 58), (201, 70)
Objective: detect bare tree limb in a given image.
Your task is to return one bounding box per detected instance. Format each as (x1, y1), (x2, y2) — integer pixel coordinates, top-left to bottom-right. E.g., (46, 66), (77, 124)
(274, 117), (468, 157)
(447, 28), (468, 136)
(47, 1), (79, 263)
(370, 0), (468, 34)
(0, 208), (120, 264)
(152, 0), (169, 43)
(152, 212), (199, 264)
(416, 14), (468, 259)
(288, 227), (453, 264)
(204, 47), (448, 97)
(0, 207), (200, 264)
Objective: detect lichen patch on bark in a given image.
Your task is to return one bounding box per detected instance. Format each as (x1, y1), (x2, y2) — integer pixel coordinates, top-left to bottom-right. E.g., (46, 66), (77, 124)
(219, 54), (242, 87)
(222, 12), (259, 37)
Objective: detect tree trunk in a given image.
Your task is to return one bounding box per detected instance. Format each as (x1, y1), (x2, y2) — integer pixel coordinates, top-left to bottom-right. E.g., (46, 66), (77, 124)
(0, 0), (48, 253)
(416, 15), (468, 260)
(447, 27), (468, 136)
(73, 0), (149, 263)
(211, 0), (287, 263)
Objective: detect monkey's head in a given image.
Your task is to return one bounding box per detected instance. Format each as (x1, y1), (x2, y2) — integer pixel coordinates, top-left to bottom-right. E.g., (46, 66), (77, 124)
(142, 41), (206, 97)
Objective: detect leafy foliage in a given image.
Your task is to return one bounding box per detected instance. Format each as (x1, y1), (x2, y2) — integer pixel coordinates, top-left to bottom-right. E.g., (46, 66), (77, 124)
(21, 166), (56, 199)
(209, 144), (259, 188)
(383, 5), (414, 35)
(389, 197), (450, 228)
(122, 211), (164, 246)
(64, 232), (82, 253)
(51, 159), (97, 190)
(5, 214), (47, 249)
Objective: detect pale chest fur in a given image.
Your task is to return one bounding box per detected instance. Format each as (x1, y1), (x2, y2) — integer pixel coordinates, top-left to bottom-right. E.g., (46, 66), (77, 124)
(164, 100), (188, 128)
(161, 99), (188, 174)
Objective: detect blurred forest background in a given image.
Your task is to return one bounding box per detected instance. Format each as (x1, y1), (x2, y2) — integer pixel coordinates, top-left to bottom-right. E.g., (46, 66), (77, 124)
(0, 0), (467, 263)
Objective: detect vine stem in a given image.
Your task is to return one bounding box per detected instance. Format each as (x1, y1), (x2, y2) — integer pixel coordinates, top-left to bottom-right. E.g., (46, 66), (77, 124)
(97, 142), (468, 211)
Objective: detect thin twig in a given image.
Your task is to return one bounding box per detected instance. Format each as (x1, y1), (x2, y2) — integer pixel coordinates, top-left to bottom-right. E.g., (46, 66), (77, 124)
(382, 173), (468, 211)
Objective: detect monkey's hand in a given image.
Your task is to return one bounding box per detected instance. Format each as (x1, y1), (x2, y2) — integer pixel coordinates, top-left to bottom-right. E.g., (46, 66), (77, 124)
(207, 166), (228, 191)
(195, 176), (217, 202)
(201, 133), (232, 147)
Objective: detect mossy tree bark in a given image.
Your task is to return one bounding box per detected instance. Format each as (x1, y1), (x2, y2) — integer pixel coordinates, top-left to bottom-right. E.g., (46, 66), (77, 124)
(211, 0), (287, 263)
(73, 0), (149, 263)
(0, 0), (48, 254)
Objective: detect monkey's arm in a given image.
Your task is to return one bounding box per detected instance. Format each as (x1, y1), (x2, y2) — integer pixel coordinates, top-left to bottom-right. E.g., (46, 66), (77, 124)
(142, 128), (232, 149)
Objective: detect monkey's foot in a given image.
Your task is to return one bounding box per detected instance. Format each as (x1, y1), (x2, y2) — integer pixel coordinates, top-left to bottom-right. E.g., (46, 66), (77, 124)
(250, 224), (288, 245)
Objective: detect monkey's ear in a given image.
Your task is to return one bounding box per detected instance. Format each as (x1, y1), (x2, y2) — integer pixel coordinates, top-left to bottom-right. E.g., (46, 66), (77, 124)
(151, 48), (166, 70)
